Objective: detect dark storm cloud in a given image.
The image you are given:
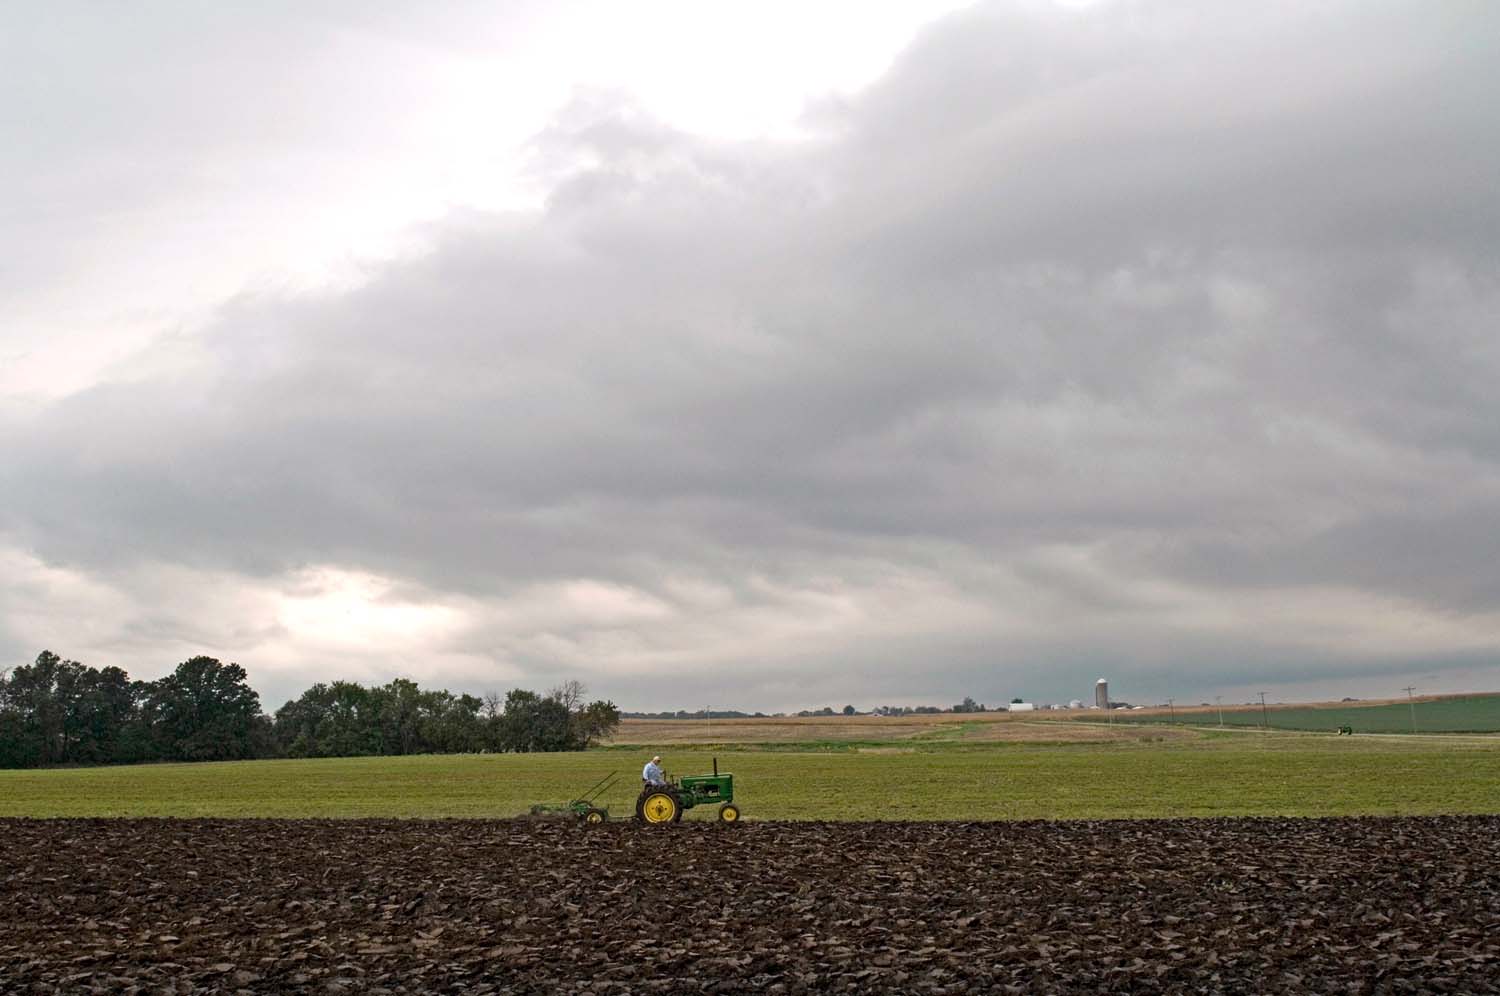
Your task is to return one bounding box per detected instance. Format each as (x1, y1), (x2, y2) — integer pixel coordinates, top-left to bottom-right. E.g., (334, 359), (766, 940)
(2, 0), (1498, 706)
(1145, 501), (1500, 612)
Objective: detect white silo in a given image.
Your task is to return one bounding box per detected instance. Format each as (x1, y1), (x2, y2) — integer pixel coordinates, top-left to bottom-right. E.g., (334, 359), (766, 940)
(1095, 678), (1109, 709)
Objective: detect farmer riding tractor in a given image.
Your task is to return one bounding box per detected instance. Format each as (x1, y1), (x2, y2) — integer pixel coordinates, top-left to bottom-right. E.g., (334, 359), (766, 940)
(637, 758), (740, 825)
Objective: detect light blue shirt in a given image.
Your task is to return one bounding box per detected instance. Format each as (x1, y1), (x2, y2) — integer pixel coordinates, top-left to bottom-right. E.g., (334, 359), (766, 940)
(642, 760), (665, 784)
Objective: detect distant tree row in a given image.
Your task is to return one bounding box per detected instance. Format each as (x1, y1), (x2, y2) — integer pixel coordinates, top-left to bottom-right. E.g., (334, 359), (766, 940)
(622, 709), (768, 720)
(274, 678), (618, 758)
(867, 697), (989, 715)
(0, 651), (270, 768)
(627, 697), (993, 720)
(0, 651), (619, 769)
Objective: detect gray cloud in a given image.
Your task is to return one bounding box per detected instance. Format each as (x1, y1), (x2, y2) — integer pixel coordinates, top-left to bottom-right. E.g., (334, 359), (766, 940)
(2, 0), (1498, 709)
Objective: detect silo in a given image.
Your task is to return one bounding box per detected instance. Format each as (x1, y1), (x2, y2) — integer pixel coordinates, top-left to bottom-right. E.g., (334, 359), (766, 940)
(1095, 678), (1109, 709)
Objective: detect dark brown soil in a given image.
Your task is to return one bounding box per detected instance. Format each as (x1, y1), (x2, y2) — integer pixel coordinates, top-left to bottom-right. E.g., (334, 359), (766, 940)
(2, 816), (1496, 994)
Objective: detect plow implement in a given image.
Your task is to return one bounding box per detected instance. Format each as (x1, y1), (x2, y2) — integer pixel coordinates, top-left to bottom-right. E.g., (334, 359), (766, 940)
(527, 771), (618, 825)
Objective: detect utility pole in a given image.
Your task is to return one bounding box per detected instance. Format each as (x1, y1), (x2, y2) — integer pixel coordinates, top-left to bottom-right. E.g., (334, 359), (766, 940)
(1403, 687), (1417, 734)
(1258, 691), (1268, 730)
(705, 705), (712, 741)
(1167, 698), (1175, 723)
(1215, 695), (1224, 728)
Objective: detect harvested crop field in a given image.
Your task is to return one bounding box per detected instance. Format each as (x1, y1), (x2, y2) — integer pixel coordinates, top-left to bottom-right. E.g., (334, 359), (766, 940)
(3, 817), (1497, 994)
(612, 713), (1197, 745)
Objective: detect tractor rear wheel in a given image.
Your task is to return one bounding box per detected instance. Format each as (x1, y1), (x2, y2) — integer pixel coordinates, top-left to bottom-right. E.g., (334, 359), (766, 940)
(717, 802), (741, 824)
(637, 789), (681, 824)
(583, 807), (606, 825)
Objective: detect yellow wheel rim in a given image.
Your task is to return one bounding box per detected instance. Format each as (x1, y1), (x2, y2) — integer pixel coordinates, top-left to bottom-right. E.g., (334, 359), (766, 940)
(642, 794), (677, 823)
(585, 811), (603, 824)
(720, 805), (739, 823)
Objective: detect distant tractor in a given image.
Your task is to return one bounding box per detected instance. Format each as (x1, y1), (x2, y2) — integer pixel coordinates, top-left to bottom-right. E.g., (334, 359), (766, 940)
(637, 758), (741, 824)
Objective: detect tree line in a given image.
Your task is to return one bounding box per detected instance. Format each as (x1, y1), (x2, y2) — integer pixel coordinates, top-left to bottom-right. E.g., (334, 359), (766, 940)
(630, 696), (996, 720)
(631, 698), (993, 719)
(0, 651), (619, 769)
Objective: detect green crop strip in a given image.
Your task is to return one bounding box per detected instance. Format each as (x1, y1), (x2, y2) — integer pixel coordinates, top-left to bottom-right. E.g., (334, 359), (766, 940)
(3, 732), (1497, 821)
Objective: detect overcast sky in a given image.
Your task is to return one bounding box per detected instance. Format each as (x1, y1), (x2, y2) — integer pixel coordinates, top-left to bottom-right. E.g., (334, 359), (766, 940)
(2, 0), (1497, 713)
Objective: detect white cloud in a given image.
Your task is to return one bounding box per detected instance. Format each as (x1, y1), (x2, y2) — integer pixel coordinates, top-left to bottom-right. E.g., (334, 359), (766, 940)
(2, 1), (1498, 711)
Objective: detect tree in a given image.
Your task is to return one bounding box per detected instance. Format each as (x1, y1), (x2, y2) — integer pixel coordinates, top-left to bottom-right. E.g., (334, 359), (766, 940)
(119, 678), (162, 763)
(148, 656), (263, 761)
(572, 700), (621, 748)
(547, 679), (588, 712)
(418, 690), (486, 753)
(248, 713), (278, 759)
(544, 680), (620, 749)
(498, 689), (572, 752)
(376, 678), (426, 755)
(0, 665), (23, 768)
(2, 651), (91, 766)
(842, 705), (856, 716)
(0, 708), (24, 769)
(321, 681), (379, 756)
(274, 683), (335, 757)
(70, 665), (139, 763)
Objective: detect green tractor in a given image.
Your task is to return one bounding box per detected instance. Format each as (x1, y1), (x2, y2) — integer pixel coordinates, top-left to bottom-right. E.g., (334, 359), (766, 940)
(637, 757), (741, 825)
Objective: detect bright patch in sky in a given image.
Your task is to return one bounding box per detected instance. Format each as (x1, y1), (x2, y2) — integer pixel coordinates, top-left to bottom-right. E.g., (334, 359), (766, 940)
(276, 570), (462, 649)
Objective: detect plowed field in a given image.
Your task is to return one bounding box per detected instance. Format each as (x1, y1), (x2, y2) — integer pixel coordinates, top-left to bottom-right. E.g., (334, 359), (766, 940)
(3, 816), (1496, 994)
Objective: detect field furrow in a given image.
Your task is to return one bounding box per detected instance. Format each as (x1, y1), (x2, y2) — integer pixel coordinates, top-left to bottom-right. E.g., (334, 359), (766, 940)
(3, 816), (1497, 994)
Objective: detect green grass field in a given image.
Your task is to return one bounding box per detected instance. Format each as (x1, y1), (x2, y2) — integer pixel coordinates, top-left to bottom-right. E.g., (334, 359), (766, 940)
(3, 732), (1497, 821)
(1095, 693), (1500, 734)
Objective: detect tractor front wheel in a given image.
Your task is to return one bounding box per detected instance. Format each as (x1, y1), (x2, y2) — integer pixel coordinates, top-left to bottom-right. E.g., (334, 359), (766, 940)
(718, 802), (741, 824)
(638, 790), (681, 824)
